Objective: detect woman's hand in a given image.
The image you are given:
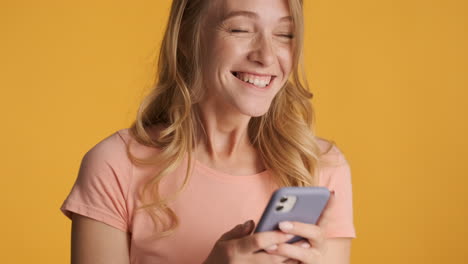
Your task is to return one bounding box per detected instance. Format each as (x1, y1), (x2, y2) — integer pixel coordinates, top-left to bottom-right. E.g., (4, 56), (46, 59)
(203, 220), (296, 264)
(265, 221), (327, 264)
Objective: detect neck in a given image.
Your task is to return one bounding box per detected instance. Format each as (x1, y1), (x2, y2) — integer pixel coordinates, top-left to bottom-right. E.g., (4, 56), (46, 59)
(194, 101), (253, 162)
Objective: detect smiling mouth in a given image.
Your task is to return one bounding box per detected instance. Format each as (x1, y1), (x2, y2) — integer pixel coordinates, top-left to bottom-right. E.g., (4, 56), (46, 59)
(231, 71), (276, 88)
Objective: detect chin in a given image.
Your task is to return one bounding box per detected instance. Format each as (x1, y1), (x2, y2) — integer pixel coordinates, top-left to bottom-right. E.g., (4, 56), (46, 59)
(237, 103), (272, 117)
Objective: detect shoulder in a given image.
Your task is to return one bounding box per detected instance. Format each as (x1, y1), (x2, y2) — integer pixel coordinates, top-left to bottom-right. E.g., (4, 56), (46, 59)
(78, 129), (132, 174)
(84, 129), (131, 159)
(316, 137), (348, 167)
(315, 137), (352, 187)
(84, 127), (161, 164)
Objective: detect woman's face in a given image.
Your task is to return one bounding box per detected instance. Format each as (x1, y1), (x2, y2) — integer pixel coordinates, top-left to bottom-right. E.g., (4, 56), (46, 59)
(200, 0), (294, 117)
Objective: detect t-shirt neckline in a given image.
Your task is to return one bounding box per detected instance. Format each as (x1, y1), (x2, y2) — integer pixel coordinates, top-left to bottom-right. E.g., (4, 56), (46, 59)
(193, 159), (271, 181)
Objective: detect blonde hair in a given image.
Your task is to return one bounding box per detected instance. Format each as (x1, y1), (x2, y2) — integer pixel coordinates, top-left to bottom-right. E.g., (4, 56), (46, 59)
(127, 0), (326, 239)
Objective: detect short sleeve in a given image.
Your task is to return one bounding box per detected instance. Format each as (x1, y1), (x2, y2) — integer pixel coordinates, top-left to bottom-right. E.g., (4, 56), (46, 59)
(60, 131), (132, 232)
(317, 144), (356, 238)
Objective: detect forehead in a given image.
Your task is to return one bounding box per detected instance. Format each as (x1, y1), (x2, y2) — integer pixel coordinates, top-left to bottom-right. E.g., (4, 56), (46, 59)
(209, 0), (292, 23)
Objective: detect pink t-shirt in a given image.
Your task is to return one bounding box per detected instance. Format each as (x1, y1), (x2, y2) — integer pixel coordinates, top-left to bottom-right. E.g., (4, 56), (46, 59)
(60, 129), (356, 264)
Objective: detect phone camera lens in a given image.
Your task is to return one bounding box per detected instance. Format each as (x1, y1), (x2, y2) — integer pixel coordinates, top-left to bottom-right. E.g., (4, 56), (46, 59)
(276, 205), (284, 211)
(280, 197), (288, 203)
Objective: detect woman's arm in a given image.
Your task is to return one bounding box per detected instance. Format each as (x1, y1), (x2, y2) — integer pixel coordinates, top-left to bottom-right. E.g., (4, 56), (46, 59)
(71, 214), (130, 264)
(322, 238), (352, 264)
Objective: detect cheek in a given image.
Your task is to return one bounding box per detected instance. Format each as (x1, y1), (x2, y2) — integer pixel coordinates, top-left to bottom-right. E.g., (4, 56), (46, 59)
(204, 38), (249, 82)
(211, 38), (248, 60)
(278, 48), (294, 74)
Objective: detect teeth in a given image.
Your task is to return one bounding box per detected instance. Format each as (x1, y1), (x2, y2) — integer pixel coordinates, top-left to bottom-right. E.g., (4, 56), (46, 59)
(234, 72), (272, 88)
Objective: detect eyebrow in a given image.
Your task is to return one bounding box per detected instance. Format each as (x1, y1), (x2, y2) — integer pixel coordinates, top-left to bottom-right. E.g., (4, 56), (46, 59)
(222, 10), (292, 22)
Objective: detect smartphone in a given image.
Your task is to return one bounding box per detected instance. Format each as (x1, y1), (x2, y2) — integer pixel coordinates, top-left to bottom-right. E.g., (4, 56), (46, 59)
(253, 186), (330, 244)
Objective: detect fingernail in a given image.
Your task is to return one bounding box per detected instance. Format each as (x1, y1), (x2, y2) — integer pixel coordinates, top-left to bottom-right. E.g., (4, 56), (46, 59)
(301, 242), (311, 248)
(265, 244), (278, 251)
(279, 221), (293, 231)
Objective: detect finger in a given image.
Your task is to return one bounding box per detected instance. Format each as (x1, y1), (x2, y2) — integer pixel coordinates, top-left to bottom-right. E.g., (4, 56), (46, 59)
(237, 231), (294, 253)
(274, 242), (322, 263)
(278, 221), (326, 252)
(283, 259), (300, 264)
(255, 251), (289, 263)
(279, 240), (310, 263)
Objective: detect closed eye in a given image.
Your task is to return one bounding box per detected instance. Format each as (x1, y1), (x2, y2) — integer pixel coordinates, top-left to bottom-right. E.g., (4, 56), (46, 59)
(230, 29), (249, 33)
(230, 29), (294, 39)
(278, 34), (294, 39)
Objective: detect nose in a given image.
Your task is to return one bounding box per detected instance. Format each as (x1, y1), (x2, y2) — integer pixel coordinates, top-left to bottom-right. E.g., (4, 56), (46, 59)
(247, 33), (276, 67)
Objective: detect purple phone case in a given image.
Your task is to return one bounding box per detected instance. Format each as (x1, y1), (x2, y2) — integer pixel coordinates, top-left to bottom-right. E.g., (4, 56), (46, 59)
(254, 187), (330, 243)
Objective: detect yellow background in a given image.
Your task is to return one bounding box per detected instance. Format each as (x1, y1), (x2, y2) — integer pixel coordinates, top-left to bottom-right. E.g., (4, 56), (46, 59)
(1, 0), (467, 263)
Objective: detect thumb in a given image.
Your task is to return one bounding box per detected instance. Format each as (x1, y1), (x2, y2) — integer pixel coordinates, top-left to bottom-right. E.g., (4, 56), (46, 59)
(219, 220), (255, 241)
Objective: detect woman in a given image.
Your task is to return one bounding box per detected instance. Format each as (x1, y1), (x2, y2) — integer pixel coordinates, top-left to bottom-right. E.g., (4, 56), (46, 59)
(60, 0), (356, 263)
